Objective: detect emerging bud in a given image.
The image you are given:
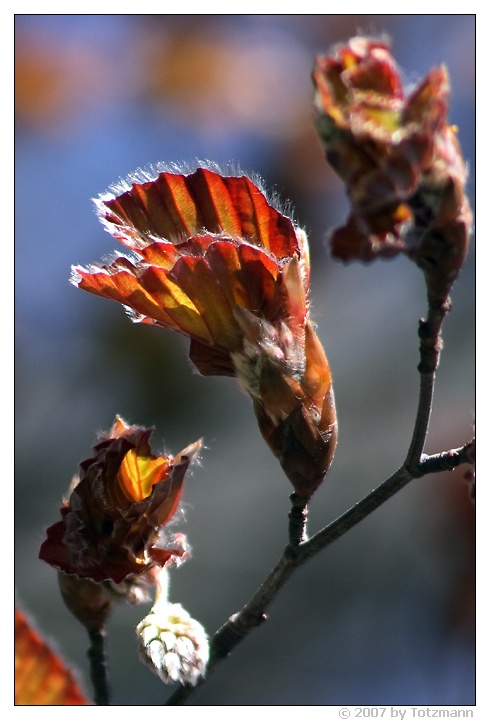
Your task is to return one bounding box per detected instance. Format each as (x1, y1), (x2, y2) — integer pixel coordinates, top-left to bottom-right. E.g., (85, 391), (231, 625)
(137, 603), (209, 686)
(137, 570), (209, 687)
(40, 416), (200, 586)
(312, 36), (472, 300)
(72, 165), (337, 500)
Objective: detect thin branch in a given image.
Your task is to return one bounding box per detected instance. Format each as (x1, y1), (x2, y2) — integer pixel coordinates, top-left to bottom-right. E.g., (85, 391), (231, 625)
(298, 465), (410, 562)
(165, 442), (471, 706)
(300, 441), (473, 561)
(87, 628), (111, 705)
(415, 442), (475, 477)
(288, 493), (309, 545)
(405, 295), (451, 469)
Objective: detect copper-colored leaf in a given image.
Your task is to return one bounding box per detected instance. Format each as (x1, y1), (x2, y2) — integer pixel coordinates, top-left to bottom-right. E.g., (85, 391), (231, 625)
(74, 168), (337, 500)
(313, 36), (472, 300)
(15, 608), (88, 705)
(97, 167), (301, 260)
(40, 417), (200, 584)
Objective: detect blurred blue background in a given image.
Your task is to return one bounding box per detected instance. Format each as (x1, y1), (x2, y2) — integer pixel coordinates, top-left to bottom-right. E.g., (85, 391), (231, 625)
(15, 14), (475, 706)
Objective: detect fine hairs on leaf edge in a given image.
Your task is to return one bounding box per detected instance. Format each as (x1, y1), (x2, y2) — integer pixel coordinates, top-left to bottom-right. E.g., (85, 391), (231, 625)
(93, 158), (299, 229)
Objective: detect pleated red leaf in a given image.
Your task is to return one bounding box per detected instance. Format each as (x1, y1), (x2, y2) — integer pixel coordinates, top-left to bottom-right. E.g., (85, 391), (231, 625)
(73, 166), (337, 499)
(40, 417), (200, 584)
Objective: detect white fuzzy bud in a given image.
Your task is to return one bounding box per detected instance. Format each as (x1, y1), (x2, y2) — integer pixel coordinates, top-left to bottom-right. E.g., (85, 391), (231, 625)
(136, 602), (209, 686)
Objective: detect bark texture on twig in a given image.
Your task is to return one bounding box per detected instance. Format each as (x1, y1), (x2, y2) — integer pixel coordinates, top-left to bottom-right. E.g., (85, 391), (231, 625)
(87, 628), (111, 705)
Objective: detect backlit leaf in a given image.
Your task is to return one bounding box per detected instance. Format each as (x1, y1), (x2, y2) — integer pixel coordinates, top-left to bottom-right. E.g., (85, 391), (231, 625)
(15, 608), (88, 705)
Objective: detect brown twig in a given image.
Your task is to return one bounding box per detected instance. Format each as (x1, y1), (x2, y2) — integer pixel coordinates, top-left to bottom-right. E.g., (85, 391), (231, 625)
(405, 295), (451, 470)
(288, 493), (309, 545)
(87, 627), (111, 705)
(165, 440), (471, 706)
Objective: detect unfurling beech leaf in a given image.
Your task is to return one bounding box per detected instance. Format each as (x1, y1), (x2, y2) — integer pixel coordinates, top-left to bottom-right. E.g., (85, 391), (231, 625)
(40, 415), (200, 585)
(312, 36), (472, 300)
(73, 166), (338, 501)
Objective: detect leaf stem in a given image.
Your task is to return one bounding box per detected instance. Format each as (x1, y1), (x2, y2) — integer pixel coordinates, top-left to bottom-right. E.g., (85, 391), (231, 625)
(87, 628), (110, 705)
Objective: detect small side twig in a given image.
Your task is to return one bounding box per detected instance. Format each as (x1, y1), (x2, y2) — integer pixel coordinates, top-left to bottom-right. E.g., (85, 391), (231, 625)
(165, 442), (471, 706)
(87, 628), (110, 705)
(415, 442), (475, 477)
